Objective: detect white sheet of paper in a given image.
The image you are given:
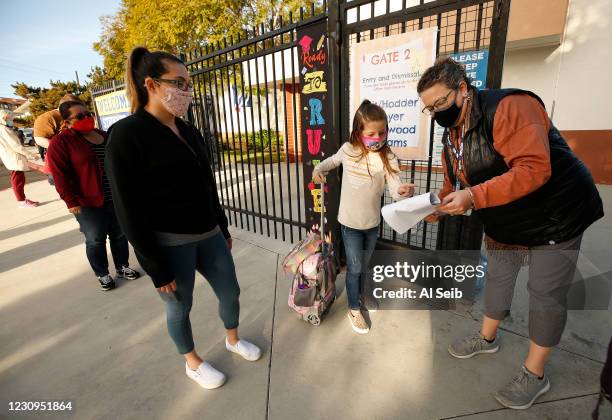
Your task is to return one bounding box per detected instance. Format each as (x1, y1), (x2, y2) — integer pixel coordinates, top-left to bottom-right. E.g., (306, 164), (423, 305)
(381, 192), (441, 234)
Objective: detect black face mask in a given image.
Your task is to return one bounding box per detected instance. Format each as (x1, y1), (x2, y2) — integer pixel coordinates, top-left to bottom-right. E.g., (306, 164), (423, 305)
(433, 97), (463, 128)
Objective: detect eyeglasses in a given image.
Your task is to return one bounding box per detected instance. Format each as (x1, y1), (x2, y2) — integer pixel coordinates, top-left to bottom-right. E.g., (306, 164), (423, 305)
(70, 111), (93, 121)
(154, 78), (194, 92)
(421, 88), (457, 116)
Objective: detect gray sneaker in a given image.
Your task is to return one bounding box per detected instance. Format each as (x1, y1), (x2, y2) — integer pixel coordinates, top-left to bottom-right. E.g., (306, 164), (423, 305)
(448, 332), (500, 359)
(98, 274), (116, 291)
(494, 366), (550, 410)
(116, 266), (140, 280)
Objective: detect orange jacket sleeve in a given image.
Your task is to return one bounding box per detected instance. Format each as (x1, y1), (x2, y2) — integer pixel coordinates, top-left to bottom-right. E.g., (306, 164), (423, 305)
(470, 95), (552, 209)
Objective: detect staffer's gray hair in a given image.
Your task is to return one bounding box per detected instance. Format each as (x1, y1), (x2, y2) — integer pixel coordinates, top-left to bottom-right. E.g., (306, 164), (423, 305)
(417, 57), (470, 94)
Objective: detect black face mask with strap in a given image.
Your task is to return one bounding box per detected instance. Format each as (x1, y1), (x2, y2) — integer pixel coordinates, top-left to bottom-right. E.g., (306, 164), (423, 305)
(433, 99), (463, 128)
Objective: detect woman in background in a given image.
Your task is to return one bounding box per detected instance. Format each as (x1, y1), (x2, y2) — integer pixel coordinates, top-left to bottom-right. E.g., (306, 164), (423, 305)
(46, 101), (140, 291)
(0, 109), (40, 208)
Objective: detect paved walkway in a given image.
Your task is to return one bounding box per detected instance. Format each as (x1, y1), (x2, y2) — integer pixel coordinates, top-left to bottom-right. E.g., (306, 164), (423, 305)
(0, 173), (610, 419)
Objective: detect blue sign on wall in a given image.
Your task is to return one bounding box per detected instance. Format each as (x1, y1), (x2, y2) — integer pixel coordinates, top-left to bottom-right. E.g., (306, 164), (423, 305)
(99, 112), (130, 131)
(451, 49), (488, 89)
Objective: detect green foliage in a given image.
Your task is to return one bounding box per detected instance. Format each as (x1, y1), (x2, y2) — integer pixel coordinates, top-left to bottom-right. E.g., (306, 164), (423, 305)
(11, 80), (92, 119)
(223, 150), (284, 164)
(93, 0), (320, 81)
(223, 129), (282, 153)
(13, 116), (35, 127)
(247, 129), (281, 151)
(87, 66), (116, 86)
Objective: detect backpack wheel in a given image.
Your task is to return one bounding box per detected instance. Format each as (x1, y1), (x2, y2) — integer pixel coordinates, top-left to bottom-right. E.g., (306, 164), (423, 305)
(307, 314), (321, 326)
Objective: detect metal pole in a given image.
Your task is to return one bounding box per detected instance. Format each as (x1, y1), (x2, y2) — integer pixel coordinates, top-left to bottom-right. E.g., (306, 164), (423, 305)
(327, 0), (342, 253)
(486, 0), (511, 89)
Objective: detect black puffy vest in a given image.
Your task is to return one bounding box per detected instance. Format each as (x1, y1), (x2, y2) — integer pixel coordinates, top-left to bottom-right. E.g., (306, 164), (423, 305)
(444, 88), (604, 246)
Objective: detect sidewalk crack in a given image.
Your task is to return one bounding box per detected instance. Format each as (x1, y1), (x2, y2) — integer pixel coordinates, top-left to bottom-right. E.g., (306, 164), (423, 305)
(439, 392), (600, 419)
(265, 254), (279, 420)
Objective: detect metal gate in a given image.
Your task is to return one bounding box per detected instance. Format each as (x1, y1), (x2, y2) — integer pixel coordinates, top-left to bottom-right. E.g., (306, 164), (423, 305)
(184, 6), (328, 244)
(90, 0), (510, 251)
(337, 0), (510, 250)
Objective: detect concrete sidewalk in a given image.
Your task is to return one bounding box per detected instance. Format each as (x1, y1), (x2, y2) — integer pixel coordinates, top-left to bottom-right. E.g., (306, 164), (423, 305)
(0, 177), (610, 420)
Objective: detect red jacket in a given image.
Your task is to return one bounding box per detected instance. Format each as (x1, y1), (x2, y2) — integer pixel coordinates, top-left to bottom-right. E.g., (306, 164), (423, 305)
(47, 129), (107, 209)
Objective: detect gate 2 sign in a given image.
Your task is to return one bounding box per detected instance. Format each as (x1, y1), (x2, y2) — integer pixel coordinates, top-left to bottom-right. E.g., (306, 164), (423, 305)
(350, 28), (437, 161)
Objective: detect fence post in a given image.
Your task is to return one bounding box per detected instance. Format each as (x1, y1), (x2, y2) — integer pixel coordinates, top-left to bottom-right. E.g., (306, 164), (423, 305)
(179, 52), (196, 126)
(90, 87), (102, 130)
(327, 0), (343, 254)
(486, 0), (511, 88)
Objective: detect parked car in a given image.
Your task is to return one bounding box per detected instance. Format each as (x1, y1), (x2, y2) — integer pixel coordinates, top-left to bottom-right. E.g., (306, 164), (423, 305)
(22, 128), (34, 146)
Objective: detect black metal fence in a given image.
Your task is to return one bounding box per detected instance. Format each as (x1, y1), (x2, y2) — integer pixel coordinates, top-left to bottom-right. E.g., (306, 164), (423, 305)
(183, 6), (331, 244)
(90, 0), (510, 251)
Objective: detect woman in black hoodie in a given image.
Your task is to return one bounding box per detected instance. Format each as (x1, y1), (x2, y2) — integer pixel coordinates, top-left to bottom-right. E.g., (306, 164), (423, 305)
(106, 47), (261, 390)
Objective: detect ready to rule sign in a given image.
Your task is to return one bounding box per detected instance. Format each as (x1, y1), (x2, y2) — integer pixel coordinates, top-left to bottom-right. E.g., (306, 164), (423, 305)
(297, 20), (339, 234)
(350, 28), (438, 160)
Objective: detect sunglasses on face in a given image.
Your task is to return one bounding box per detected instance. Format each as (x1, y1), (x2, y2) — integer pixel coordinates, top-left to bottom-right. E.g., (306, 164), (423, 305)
(70, 111), (93, 121)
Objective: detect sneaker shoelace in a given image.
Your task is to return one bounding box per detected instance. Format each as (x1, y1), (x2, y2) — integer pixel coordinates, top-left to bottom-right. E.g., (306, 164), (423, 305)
(100, 275), (113, 285)
(507, 370), (530, 393)
(468, 334), (483, 352)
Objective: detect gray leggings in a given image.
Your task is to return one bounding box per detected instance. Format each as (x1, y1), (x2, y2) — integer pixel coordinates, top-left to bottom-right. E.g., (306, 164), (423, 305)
(484, 234), (583, 347)
(160, 232), (240, 354)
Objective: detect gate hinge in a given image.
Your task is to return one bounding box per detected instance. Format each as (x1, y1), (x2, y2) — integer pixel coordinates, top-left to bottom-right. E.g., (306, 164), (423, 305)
(494, 0), (505, 19)
(331, 20), (343, 47)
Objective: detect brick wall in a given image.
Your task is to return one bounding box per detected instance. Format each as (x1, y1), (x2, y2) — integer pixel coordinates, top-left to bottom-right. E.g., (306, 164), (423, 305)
(285, 83), (302, 163)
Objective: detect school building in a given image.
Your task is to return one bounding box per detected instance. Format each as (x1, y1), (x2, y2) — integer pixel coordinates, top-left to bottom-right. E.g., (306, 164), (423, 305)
(502, 0), (611, 184)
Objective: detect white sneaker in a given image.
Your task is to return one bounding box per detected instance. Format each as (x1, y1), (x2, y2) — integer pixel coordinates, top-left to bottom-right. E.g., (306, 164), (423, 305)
(185, 362), (226, 389)
(225, 338), (262, 361)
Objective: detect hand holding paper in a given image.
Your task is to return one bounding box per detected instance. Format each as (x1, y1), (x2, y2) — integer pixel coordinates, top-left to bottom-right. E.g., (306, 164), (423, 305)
(397, 183), (416, 197)
(381, 192), (441, 234)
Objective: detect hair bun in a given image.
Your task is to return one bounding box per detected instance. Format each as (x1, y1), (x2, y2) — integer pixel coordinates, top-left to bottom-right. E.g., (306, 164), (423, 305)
(130, 46), (150, 66)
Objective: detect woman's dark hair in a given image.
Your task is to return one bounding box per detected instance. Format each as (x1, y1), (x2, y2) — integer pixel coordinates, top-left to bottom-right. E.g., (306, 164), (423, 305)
(59, 93), (82, 106)
(125, 47), (184, 112)
(59, 101), (85, 120)
(349, 99), (398, 176)
(417, 57), (470, 94)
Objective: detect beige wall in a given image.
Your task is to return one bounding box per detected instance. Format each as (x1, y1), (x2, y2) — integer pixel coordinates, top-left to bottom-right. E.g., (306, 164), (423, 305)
(501, 46), (559, 112)
(506, 0), (568, 49)
(502, 0), (612, 131)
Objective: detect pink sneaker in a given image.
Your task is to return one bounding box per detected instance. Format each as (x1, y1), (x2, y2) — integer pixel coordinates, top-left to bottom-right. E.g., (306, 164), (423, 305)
(19, 200), (38, 208)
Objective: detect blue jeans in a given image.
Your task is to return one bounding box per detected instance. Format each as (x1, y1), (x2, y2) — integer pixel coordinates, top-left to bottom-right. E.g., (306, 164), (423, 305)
(341, 224), (379, 310)
(160, 232), (240, 354)
(74, 202), (129, 277)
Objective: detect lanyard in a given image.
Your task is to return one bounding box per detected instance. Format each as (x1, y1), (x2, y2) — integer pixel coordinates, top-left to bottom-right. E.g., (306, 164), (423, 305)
(445, 124), (465, 191)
